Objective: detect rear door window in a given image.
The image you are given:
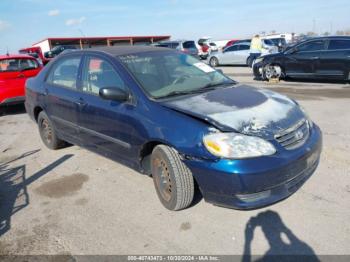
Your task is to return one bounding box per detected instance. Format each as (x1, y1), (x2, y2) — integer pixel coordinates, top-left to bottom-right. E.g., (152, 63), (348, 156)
(239, 45), (250, 51)
(328, 39), (350, 50)
(297, 40), (326, 52)
(47, 56), (81, 89)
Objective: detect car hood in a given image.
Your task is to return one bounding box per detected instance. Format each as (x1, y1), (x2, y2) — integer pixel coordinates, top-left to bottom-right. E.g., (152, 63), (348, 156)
(160, 85), (305, 139)
(260, 52), (283, 60)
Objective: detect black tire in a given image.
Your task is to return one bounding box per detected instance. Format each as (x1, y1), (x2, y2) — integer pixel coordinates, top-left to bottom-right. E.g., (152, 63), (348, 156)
(151, 145), (194, 211)
(37, 111), (65, 150)
(247, 56), (254, 67)
(209, 57), (219, 67)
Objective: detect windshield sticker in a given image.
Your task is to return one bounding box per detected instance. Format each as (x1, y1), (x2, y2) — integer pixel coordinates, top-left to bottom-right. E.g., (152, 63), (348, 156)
(193, 62), (215, 73)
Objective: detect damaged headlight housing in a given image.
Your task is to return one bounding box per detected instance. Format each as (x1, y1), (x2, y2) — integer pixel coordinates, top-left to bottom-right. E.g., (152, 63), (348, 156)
(203, 133), (276, 159)
(299, 106), (313, 129)
(254, 56), (264, 64)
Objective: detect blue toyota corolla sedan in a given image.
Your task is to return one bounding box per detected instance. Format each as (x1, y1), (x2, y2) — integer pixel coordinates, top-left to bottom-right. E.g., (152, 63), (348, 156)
(25, 46), (322, 210)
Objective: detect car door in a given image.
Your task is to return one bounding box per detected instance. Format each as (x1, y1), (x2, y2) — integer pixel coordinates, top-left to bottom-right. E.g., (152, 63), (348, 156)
(76, 54), (135, 161)
(284, 39), (326, 77)
(220, 45), (239, 65)
(20, 58), (41, 79)
(235, 44), (250, 64)
(317, 39), (350, 79)
(44, 55), (82, 144)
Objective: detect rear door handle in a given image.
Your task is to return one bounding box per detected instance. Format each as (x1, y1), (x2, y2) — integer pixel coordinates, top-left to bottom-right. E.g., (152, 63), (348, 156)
(75, 98), (86, 107)
(311, 56), (319, 59)
(17, 73), (25, 78)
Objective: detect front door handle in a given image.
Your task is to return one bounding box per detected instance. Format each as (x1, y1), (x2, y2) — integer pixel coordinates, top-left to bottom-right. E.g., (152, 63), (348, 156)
(311, 56), (319, 59)
(17, 73), (25, 78)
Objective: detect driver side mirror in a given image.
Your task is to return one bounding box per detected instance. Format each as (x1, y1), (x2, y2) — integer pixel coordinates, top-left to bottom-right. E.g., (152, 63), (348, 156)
(99, 87), (130, 102)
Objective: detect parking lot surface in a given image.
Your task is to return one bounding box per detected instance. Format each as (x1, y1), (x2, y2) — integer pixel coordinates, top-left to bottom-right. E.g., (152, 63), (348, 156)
(0, 66), (349, 256)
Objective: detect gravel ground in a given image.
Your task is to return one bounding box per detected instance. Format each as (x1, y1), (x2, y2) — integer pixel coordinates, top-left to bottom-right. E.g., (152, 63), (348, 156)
(0, 66), (349, 257)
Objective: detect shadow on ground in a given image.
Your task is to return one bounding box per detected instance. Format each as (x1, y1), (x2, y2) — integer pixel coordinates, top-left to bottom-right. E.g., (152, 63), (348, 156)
(0, 104), (26, 117)
(0, 152), (73, 238)
(242, 210), (320, 262)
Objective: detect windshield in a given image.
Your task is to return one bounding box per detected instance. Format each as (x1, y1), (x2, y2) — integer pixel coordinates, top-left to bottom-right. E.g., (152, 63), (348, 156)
(119, 52), (235, 99)
(263, 39), (275, 46)
(269, 38), (287, 46)
(0, 58), (39, 72)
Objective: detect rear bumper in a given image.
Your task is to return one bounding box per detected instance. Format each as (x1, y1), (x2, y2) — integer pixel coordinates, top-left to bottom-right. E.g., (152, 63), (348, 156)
(184, 124), (322, 209)
(0, 96), (25, 106)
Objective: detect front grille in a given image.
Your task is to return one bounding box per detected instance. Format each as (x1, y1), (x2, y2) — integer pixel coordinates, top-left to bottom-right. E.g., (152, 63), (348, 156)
(275, 119), (310, 150)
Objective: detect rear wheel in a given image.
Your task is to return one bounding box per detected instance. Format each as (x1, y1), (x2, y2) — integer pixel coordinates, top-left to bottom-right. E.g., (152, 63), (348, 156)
(38, 111), (65, 150)
(151, 145), (194, 211)
(209, 57), (219, 67)
(246, 56), (253, 67)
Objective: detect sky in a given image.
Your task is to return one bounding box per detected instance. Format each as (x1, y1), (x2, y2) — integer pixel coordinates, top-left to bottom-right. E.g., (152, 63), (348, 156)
(0, 0), (349, 53)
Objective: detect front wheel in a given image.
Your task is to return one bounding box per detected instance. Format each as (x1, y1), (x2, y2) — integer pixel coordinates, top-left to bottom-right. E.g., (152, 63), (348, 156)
(151, 145), (194, 211)
(263, 64), (283, 81)
(209, 57), (219, 67)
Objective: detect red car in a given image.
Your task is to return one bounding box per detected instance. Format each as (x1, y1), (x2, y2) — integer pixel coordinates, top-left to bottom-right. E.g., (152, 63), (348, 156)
(224, 39), (240, 49)
(0, 54), (42, 106)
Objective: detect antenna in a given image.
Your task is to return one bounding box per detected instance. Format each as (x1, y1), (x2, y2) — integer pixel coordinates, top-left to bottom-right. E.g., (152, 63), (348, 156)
(78, 29), (86, 37)
(6, 46), (9, 56)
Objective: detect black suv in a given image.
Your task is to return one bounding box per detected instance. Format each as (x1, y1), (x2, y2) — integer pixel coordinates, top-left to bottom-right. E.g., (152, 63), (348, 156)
(44, 45), (77, 59)
(253, 36), (350, 81)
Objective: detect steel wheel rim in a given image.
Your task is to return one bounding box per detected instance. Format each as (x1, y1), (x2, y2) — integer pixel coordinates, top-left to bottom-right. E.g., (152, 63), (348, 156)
(153, 157), (172, 202)
(41, 119), (52, 144)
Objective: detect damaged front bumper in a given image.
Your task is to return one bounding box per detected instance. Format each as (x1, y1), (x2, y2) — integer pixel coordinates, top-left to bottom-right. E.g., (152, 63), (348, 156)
(184, 124), (322, 209)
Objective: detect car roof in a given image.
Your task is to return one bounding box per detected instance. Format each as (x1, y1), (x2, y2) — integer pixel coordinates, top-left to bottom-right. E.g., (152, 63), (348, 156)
(89, 46), (172, 56)
(0, 54), (37, 60)
(302, 36), (350, 41)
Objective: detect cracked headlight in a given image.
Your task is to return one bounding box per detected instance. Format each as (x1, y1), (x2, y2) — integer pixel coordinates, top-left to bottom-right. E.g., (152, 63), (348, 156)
(254, 56), (264, 64)
(203, 133), (276, 159)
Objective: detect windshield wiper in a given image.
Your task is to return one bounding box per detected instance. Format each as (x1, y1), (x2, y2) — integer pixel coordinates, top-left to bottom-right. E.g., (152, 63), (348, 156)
(156, 82), (235, 99)
(156, 90), (200, 99)
(199, 81), (236, 90)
